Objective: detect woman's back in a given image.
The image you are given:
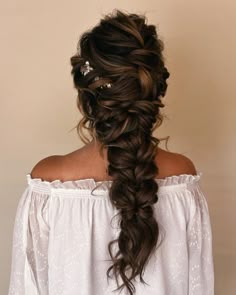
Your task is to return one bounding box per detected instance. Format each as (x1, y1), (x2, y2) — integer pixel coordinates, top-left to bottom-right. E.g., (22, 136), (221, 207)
(8, 143), (214, 294)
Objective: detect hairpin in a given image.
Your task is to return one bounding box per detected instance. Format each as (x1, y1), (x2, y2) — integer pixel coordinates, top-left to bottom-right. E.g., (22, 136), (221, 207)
(80, 61), (94, 76)
(80, 60), (112, 89)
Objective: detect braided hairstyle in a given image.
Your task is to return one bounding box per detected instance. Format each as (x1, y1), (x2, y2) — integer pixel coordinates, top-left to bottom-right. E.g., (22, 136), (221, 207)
(70, 9), (170, 295)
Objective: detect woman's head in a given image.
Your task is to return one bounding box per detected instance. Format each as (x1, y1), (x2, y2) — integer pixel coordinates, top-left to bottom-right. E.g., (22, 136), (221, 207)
(70, 9), (170, 295)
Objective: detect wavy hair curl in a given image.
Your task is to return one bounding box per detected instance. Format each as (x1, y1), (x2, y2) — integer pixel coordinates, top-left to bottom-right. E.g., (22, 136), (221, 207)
(70, 9), (170, 295)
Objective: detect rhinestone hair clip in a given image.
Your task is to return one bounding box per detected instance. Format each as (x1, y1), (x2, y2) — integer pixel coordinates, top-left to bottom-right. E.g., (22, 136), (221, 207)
(80, 60), (112, 89)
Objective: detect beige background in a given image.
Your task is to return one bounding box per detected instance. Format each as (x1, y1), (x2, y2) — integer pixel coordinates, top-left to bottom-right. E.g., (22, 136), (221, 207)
(1, 1), (235, 294)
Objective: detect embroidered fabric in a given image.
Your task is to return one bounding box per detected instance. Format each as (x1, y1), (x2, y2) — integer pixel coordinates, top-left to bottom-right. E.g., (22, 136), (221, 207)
(8, 171), (214, 295)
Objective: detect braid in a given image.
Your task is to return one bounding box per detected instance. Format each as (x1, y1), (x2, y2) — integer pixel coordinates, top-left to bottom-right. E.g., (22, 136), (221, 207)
(70, 9), (170, 295)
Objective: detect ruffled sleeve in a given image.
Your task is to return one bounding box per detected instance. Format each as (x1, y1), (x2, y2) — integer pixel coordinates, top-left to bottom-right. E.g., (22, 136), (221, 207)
(8, 180), (50, 295)
(186, 180), (214, 294)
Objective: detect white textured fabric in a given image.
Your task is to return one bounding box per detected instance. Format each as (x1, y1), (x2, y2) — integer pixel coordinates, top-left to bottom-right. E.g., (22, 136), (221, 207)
(8, 171), (214, 295)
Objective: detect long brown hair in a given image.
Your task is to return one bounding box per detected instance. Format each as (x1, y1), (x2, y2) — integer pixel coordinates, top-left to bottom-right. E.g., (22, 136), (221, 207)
(70, 9), (170, 294)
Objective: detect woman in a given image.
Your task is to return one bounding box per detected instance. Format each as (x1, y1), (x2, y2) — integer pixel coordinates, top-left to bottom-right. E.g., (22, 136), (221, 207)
(8, 9), (214, 295)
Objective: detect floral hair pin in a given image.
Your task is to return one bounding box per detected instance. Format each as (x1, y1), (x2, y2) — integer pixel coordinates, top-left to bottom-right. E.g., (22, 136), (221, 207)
(80, 60), (112, 89)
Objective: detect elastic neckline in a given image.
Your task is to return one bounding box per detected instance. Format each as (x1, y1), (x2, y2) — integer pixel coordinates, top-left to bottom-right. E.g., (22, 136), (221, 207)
(26, 171), (202, 192)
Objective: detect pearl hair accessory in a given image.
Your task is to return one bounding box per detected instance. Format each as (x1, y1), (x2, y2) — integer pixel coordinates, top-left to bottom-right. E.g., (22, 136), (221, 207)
(80, 60), (112, 89)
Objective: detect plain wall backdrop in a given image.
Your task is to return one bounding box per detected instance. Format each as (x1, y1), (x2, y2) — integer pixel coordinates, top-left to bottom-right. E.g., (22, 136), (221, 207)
(1, 1), (235, 294)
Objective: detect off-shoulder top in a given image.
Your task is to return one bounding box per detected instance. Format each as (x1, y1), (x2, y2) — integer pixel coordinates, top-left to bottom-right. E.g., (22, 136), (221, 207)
(8, 171), (214, 295)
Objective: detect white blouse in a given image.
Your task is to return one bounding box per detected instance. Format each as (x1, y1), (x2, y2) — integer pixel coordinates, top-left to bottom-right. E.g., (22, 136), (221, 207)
(8, 171), (214, 295)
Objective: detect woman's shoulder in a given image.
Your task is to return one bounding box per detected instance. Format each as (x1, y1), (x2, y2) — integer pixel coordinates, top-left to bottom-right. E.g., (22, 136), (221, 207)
(30, 147), (197, 182)
(30, 145), (95, 181)
(30, 155), (66, 181)
(155, 147), (197, 179)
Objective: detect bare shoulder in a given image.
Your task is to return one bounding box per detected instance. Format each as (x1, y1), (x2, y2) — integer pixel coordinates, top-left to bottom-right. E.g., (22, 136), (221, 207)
(29, 146), (91, 182)
(156, 148), (197, 178)
(30, 147), (197, 182)
(30, 155), (65, 181)
(173, 152), (197, 175)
